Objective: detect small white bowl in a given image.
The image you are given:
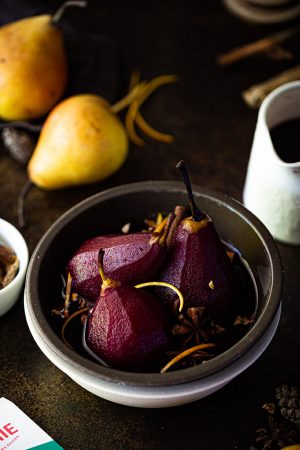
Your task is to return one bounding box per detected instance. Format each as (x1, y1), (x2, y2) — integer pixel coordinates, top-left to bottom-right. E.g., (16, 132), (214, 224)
(224, 0), (300, 23)
(0, 218), (29, 316)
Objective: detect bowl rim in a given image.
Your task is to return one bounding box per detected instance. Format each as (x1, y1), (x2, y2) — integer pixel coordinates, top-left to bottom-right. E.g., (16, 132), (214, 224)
(0, 218), (29, 295)
(25, 181), (283, 387)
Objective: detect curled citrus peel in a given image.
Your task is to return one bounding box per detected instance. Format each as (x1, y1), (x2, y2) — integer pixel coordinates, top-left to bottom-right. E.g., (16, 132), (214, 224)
(135, 112), (174, 144)
(110, 73), (178, 147)
(153, 216), (168, 234)
(160, 343), (216, 373)
(128, 69), (141, 91)
(155, 212), (164, 226)
(135, 281), (184, 313)
(110, 81), (146, 115)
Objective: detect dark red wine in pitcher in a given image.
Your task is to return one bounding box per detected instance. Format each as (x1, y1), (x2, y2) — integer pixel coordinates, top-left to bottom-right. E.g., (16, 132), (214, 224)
(270, 118), (300, 164)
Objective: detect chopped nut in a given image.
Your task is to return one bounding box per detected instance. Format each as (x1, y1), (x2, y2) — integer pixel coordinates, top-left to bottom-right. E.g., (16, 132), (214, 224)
(121, 222), (131, 234)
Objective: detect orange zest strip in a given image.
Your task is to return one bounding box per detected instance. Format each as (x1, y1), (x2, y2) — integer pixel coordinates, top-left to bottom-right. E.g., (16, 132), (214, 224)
(129, 70), (141, 91)
(160, 343), (216, 373)
(125, 74), (178, 146)
(135, 111), (174, 144)
(154, 216), (168, 234)
(125, 103), (145, 146)
(226, 250), (235, 262)
(61, 307), (90, 349)
(110, 81), (146, 114)
(135, 280), (184, 312)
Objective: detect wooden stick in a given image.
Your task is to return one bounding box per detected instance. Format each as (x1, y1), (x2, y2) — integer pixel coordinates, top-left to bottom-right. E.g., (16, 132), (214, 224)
(166, 205), (187, 247)
(216, 25), (300, 67)
(242, 65), (300, 109)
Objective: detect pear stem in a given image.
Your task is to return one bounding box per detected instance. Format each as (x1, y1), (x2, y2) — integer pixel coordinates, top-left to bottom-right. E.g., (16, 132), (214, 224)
(176, 160), (204, 222)
(97, 250), (107, 283)
(134, 281), (184, 312)
(51, 0), (87, 26)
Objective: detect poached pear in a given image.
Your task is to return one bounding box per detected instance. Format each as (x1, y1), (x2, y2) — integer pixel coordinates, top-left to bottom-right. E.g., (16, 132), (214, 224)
(0, 10), (68, 120)
(67, 221), (172, 302)
(28, 94), (128, 189)
(85, 258), (171, 372)
(160, 161), (239, 317)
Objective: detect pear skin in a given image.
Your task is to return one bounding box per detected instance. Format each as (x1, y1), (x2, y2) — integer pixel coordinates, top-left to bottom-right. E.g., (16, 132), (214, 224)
(0, 15), (67, 121)
(86, 281), (171, 371)
(160, 217), (238, 317)
(67, 232), (167, 302)
(28, 94), (129, 189)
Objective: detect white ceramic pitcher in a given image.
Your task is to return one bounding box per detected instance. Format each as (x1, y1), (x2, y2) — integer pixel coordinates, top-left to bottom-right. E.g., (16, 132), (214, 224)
(243, 81), (300, 245)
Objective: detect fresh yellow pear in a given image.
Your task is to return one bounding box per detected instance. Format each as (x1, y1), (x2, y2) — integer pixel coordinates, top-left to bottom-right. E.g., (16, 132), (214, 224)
(280, 446), (300, 450)
(0, 1), (85, 121)
(28, 94), (129, 189)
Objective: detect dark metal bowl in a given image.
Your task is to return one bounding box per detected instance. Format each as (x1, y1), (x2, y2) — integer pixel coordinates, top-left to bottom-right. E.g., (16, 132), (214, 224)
(25, 182), (283, 391)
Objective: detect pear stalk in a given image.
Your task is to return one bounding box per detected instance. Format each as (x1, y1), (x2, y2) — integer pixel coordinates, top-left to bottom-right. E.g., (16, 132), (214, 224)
(51, 0), (87, 26)
(97, 250), (116, 289)
(97, 250), (107, 283)
(176, 160), (205, 222)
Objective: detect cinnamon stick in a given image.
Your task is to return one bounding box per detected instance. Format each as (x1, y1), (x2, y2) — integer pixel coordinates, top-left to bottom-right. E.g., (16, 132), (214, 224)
(216, 25), (300, 67)
(242, 65), (300, 109)
(166, 205), (187, 246)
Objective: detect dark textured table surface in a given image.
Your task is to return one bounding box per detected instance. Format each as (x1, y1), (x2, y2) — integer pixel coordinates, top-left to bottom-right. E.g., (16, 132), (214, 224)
(0, 1), (300, 449)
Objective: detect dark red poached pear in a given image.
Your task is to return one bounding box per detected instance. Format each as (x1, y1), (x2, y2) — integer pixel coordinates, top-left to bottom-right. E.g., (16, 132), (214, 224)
(160, 161), (239, 317)
(67, 230), (168, 303)
(85, 277), (172, 372)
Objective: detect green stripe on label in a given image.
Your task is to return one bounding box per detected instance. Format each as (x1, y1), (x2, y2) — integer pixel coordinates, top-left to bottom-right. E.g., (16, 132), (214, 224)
(29, 441), (64, 450)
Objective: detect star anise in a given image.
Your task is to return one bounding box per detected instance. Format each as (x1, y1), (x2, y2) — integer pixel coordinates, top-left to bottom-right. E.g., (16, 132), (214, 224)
(172, 306), (225, 349)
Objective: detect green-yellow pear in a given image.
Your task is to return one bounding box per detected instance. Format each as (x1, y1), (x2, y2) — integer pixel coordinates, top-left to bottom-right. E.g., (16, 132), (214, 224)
(0, 13), (68, 121)
(28, 94), (129, 189)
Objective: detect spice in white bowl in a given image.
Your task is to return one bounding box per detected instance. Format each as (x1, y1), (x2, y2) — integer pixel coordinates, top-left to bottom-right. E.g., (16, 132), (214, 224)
(0, 244), (19, 290)
(0, 219), (28, 316)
